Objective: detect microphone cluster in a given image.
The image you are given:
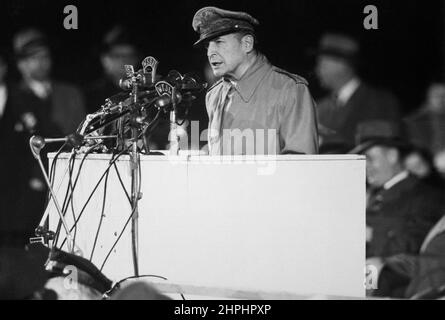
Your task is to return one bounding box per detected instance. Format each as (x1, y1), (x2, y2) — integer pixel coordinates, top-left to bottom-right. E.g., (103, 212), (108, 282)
(103, 57), (207, 115)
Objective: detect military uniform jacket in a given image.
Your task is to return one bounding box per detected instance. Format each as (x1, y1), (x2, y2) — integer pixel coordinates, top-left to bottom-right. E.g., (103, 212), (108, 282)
(205, 54), (319, 155)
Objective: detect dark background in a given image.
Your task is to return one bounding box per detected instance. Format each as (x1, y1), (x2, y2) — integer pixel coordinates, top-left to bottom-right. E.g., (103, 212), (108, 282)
(0, 0), (444, 115)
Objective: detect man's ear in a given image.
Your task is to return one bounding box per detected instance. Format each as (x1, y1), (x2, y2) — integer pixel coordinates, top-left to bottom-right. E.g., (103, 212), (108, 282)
(241, 34), (255, 53)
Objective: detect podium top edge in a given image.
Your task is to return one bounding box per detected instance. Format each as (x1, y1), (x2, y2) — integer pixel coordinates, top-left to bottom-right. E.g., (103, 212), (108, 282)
(48, 152), (366, 161)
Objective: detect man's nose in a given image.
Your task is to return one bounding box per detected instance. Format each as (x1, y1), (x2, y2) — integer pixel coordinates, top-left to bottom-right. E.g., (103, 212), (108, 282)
(207, 42), (217, 57)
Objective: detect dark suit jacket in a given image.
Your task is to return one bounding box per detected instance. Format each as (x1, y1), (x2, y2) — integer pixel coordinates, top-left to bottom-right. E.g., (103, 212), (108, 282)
(0, 84), (34, 245)
(367, 175), (445, 259)
(0, 85), (18, 223)
(0, 81), (86, 244)
(377, 221), (445, 299)
(9, 80), (86, 137)
(317, 82), (401, 148)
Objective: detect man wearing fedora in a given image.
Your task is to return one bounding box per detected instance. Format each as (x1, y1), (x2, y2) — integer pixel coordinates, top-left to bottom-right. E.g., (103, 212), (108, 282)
(315, 33), (401, 153)
(192, 7), (318, 155)
(350, 134), (445, 260)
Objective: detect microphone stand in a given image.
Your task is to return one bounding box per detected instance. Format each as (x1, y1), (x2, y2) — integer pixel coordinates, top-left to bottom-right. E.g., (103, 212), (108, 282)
(129, 82), (141, 277)
(124, 57), (159, 277)
(30, 135), (118, 253)
(169, 87), (180, 156)
(29, 136), (74, 254)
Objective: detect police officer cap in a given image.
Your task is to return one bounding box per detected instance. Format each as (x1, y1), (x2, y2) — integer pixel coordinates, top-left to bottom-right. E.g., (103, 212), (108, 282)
(192, 7), (259, 46)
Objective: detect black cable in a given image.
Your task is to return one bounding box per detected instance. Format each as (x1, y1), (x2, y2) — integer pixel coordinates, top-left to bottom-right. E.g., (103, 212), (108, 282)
(54, 145), (101, 248)
(113, 163), (131, 204)
(138, 153), (142, 185)
(141, 110), (162, 154)
(47, 142), (68, 202)
(43, 142), (66, 227)
(65, 153), (78, 244)
(59, 150), (120, 249)
(89, 163), (111, 261)
(59, 146), (130, 249)
(100, 154), (142, 272)
(69, 144), (103, 247)
(54, 153), (78, 247)
(56, 150), (81, 250)
(54, 144), (100, 248)
(44, 142), (68, 222)
(104, 274), (168, 298)
(53, 151), (77, 247)
(99, 204), (136, 272)
(86, 110), (131, 136)
(69, 186), (78, 249)
(45, 143), (69, 255)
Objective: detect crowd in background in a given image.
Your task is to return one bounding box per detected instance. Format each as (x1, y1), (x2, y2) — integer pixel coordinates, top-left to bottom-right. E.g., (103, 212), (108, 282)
(0, 22), (445, 299)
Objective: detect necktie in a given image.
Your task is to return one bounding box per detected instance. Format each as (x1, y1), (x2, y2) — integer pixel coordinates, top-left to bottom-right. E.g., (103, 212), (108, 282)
(367, 187), (384, 212)
(209, 81), (234, 155)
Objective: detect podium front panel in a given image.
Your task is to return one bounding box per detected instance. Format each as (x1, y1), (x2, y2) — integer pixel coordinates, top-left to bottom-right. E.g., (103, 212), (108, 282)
(48, 154), (366, 298)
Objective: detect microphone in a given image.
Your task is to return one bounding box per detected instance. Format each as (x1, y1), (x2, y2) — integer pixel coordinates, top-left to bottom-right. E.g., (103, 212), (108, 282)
(30, 134), (85, 155)
(30, 133), (119, 154)
(30, 136), (64, 158)
(153, 91), (182, 110)
(30, 135), (46, 152)
(164, 71), (208, 92)
(119, 72), (155, 91)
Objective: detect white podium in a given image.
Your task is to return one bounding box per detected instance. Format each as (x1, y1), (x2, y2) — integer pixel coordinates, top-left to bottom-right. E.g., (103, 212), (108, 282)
(47, 153), (366, 299)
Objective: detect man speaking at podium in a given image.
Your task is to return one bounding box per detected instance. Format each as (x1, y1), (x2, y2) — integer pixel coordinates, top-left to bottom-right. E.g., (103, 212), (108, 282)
(192, 7), (319, 155)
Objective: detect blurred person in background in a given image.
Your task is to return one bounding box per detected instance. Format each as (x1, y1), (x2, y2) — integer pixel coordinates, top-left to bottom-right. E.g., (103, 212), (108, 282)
(373, 212), (445, 299)
(85, 25), (141, 114)
(4, 28), (86, 245)
(12, 28), (86, 137)
(404, 82), (445, 181)
(355, 134), (445, 297)
(0, 51), (10, 132)
(86, 25), (174, 151)
(0, 49), (24, 246)
(315, 32), (401, 153)
(403, 145), (445, 191)
(435, 150), (445, 178)
(405, 83), (445, 156)
(350, 122), (445, 260)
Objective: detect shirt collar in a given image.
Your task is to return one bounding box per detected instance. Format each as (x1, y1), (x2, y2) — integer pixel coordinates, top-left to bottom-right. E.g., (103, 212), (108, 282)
(224, 54), (271, 102)
(383, 170), (409, 190)
(336, 77), (361, 106)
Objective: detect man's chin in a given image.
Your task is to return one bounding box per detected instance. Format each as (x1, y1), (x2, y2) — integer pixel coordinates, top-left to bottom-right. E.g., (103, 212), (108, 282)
(212, 68), (225, 78)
